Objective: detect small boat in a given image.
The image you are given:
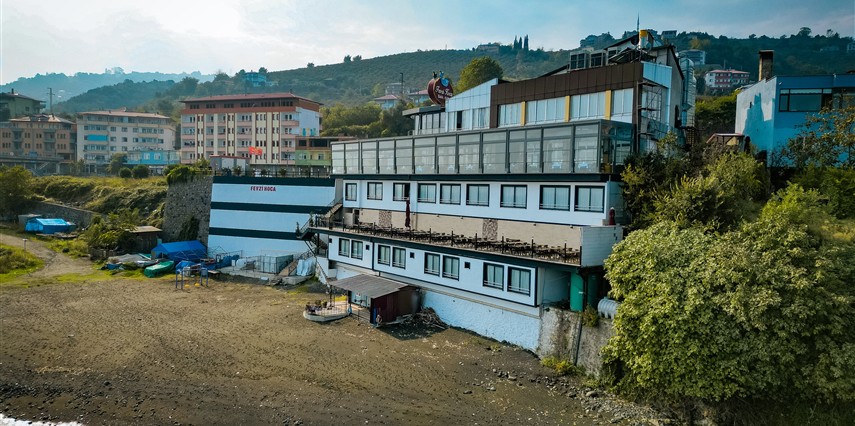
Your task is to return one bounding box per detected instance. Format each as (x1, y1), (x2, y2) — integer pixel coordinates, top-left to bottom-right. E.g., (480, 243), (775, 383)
(144, 260), (175, 278)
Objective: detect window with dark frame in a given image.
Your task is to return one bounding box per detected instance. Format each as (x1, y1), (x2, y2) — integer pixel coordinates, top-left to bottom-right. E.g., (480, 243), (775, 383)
(392, 247), (406, 268)
(424, 253), (440, 276)
(351, 241), (363, 260)
(367, 182), (383, 200)
(345, 183), (357, 201)
(393, 183), (410, 201)
(540, 186), (571, 210)
(377, 245), (391, 265)
(483, 263), (503, 289)
(338, 238), (350, 257)
(418, 183), (436, 203)
(500, 185), (527, 208)
(440, 184), (461, 204)
(466, 184), (489, 206)
(575, 186), (605, 212)
(508, 267), (531, 295)
(442, 256), (460, 280)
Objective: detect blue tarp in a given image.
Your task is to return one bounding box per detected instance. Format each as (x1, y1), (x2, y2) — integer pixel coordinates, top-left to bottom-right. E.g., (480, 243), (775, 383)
(151, 240), (207, 262)
(295, 257), (316, 276)
(25, 218), (73, 234)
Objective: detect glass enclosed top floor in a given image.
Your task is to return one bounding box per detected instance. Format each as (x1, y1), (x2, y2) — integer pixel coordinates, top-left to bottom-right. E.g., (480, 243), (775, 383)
(332, 120), (634, 176)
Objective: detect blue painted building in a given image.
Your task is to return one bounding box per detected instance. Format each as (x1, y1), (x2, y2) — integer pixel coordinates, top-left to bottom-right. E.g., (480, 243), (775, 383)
(735, 74), (855, 162)
(125, 150), (181, 175)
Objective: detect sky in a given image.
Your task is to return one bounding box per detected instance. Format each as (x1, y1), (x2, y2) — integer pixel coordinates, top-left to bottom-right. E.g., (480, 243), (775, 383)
(1, 0), (853, 84)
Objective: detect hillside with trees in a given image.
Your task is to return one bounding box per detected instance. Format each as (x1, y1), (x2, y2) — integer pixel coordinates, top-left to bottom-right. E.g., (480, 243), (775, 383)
(34, 27), (855, 124)
(0, 69), (213, 105)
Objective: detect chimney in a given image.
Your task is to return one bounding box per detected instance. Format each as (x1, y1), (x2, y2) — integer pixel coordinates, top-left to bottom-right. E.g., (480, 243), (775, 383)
(758, 50), (774, 81)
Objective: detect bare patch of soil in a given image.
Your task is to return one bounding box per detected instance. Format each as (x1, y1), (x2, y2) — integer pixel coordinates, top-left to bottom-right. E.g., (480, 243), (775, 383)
(0, 240), (662, 425)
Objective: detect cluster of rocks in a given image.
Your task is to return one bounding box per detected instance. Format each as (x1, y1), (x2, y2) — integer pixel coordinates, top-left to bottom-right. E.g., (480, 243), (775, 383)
(459, 367), (675, 425)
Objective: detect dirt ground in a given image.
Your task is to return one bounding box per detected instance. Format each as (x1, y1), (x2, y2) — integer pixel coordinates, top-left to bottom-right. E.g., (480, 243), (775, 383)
(0, 239), (660, 425)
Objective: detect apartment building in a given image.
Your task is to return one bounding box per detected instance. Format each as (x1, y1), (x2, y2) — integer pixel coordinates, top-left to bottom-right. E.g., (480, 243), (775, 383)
(0, 114), (76, 174)
(704, 69), (750, 91)
(0, 90), (45, 121)
(178, 93), (322, 166)
(77, 110), (176, 173)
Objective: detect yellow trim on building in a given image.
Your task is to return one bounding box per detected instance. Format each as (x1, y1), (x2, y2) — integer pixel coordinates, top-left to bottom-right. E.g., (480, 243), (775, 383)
(520, 101), (526, 125)
(564, 96), (571, 121)
(604, 90), (612, 120)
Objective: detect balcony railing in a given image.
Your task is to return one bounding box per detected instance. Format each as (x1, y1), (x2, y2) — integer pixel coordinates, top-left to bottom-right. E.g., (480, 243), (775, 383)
(313, 217), (581, 265)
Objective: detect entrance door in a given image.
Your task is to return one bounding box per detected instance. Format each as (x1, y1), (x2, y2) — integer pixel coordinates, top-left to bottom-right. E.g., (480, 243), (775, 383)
(570, 273), (585, 312)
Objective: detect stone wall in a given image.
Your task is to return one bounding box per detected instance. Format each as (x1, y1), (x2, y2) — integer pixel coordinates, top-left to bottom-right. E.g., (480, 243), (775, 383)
(162, 176), (212, 244)
(537, 307), (614, 376)
(31, 201), (100, 227)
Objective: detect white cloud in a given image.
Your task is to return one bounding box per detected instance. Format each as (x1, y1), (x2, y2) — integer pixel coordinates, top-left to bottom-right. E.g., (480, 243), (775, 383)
(1, 0), (852, 84)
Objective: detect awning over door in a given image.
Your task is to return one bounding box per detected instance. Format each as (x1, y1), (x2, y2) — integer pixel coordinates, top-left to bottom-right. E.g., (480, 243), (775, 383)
(332, 274), (411, 299)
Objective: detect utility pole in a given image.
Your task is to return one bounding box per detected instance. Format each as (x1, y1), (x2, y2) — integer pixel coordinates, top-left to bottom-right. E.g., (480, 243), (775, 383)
(400, 73), (404, 104)
(48, 88), (54, 114)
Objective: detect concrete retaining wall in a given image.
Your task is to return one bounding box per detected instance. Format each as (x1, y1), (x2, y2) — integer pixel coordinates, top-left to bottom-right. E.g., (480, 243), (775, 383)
(537, 307), (614, 375)
(162, 176), (212, 244)
(423, 290), (541, 350)
(31, 201), (100, 227)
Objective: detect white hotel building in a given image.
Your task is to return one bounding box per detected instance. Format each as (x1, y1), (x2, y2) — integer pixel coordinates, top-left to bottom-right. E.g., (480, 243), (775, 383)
(305, 36), (694, 352)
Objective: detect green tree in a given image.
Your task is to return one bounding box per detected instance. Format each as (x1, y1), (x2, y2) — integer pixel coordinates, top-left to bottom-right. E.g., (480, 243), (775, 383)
(694, 93), (737, 141)
(320, 103), (383, 138)
(456, 57), (504, 93)
(83, 208), (142, 252)
(132, 165), (150, 179)
(119, 167), (132, 178)
(379, 102), (415, 137)
(108, 153), (128, 175)
(604, 185), (855, 404)
(782, 105), (855, 169)
(652, 152), (766, 231)
(0, 166), (35, 218)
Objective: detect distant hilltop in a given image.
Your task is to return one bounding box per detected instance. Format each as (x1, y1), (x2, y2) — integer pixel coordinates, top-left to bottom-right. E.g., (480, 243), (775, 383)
(0, 70), (215, 102)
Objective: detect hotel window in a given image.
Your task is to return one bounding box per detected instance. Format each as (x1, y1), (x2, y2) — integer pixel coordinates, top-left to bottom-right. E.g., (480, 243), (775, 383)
(377, 245), (391, 265)
(498, 103), (521, 127)
(436, 136), (456, 174)
(575, 186), (605, 212)
(525, 98), (564, 125)
(351, 241), (363, 260)
(367, 182), (383, 200)
(414, 137), (436, 174)
(378, 140), (395, 174)
(543, 127), (572, 172)
(361, 141), (377, 174)
(395, 139), (414, 174)
(392, 247), (406, 268)
(424, 253), (440, 276)
(458, 134), (480, 173)
(393, 183), (410, 201)
(442, 256), (460, 280)
(418, 184), (436, 203)
(569, 52), (588, 70)
(466, 184), (489, 206)
(570, 92), (606, 120)
(440, 184), (461, 204)
(540, 186), (571, 210)
(573, 124), (599, 173)
(501, 185), (527, 208)
(345, 143), (360, 174)
(508, 267), (531, 295)
(345, 183), (357, 201)
(590, 52), (605, 67)
(482, 131), (507, 174)
(483, 264), (503, 289)
(338, 238), (350, 256)
(611, 89), (634, 119)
